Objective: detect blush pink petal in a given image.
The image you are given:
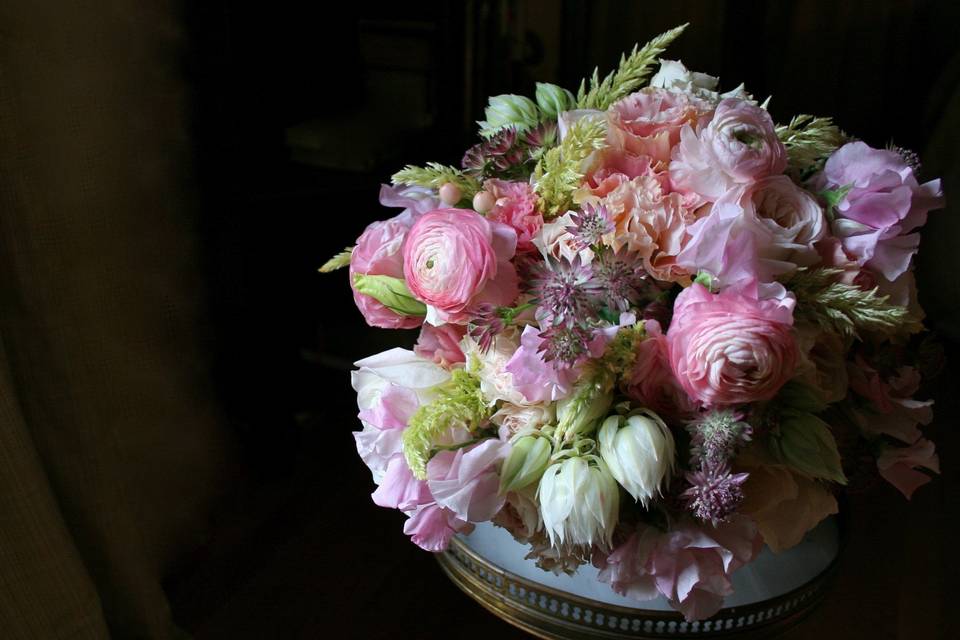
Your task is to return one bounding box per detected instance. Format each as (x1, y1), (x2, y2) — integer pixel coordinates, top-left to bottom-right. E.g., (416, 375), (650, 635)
(427, 439), (510, 522)
(402, 503), (474, 552)
(877, 438), (940, 499)
(372, 455), (433, 510)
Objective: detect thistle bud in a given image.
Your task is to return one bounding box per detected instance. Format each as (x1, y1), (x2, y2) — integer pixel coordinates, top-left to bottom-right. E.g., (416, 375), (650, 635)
(535, 82), (576, 119)
(538, 456), (619, 549)
(499, 435), (552, 494)
(598, 410), (676, 506)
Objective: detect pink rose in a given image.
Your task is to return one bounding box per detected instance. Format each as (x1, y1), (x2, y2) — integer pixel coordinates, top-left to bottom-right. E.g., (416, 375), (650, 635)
(483, 179), (543, 252)
(625, 319), (698, 420)
(678, 176), (826, 285)
(403, 208), (519, 325)
(670, 98), (787, 203)
(667, 282), (799, 406)
(427, 438), (510, 522)
(414, 324), (466, 368)
(608, 88), (714, 165)
(349, 185), (440, 328)
(877, 438), (940, 499)
(816, 141), (944, 281)
(595, 516), (762, 621)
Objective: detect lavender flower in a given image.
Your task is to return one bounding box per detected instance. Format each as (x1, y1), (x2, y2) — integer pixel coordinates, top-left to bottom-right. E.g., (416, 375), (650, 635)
(681, 464), (749, 526)
(530, 256), (602, 326)
(686, 409), (753, 467)
(538, 324), (593, 366)
(566, 203), (614, 251)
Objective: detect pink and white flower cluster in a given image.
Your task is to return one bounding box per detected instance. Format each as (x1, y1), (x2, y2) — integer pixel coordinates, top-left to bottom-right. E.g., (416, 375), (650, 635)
(329, 45), (944, 622)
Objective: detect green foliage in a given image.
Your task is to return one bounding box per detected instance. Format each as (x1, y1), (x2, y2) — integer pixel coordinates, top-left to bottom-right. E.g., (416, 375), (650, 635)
(533, 116), (607, 217)
(788, 268), (922, 340)
(576, 23), (689, 110)
(351, 274), (426, 317)
(391, 163), (482, 199)
(318, 247), (353, 273)
(402, 369), (491, 479)
(775, 114), (846, 176)
(768, 409), (847, 484)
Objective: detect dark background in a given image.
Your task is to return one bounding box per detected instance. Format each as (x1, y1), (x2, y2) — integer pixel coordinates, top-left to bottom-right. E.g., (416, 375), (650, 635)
(173, 1), (960, 638)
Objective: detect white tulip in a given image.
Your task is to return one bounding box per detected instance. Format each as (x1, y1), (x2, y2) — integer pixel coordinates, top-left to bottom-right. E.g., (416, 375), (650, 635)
(598, 410), (676, 506)
(537, 456), (619, 549)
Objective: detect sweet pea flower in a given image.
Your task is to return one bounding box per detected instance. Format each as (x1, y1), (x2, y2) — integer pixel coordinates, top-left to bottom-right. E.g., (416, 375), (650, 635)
(427, 438), (511, 522)
(816, 141), (944, 282)
(847, 359), (933, 444)
(595, 516), (762, 621)
(349, 185), (439, 328)
(607, 88), (714, 165)
(403, 208), (519, 325)
(877, 438), (940, 499)
(504, 325), (580, 403)
(484, 179), (543, 252)
(402, 503), (474, 552)
(670, 98), (787, 203)
(667, 282), (798, 406)
(414, 324), (466, 369)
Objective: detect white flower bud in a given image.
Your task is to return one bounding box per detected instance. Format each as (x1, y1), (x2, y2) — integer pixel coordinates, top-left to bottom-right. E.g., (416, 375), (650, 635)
(538, 456), (619, 549)
(598, 410), (676, 506)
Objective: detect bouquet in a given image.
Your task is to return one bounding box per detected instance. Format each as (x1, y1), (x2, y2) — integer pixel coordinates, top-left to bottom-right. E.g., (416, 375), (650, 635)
(321, 24), (944, 621)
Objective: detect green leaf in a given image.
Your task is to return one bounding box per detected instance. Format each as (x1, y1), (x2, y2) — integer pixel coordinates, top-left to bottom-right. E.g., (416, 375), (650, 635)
(318, 246), (353, 273)
(352, 274), (427, 317)
(770, 410), (847, 484)
(576, 23), (689, 110)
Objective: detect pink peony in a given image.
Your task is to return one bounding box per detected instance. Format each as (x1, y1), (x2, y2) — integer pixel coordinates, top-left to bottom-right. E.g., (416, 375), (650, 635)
(669, 98), (787, 203)
(595, 517), (762, 621)
(625, 319), (698, 420)
(427, 438), (511, 522)
(414, 324), (466, 368)
(677, 176), (826, 285)
(349, 185), (439, 329)
(816, 141), (944, 281)
(877, 438), (940, 499)
(403, 208), (519, 325)
(667, 282), (799, 406)
(402, 503), (474, 552)
(608, 88), (714, 165)
(484, 179), (543, 252)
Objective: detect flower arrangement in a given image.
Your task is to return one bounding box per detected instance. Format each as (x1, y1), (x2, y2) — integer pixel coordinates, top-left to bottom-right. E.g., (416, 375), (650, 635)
(322, 24), (944, 621)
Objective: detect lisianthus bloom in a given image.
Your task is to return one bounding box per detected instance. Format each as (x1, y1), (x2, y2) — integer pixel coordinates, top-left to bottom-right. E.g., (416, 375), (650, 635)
(624, 319), (699, 420)
(607, 88), (713, 165)
(677, 176), (826, 285)
(484, 178), (543, 252)
(876, 438), (940, 499)
(595, 516), (762, 621)
(667, 282), (798, 406)
(538, 456), (619, 549)
(351, 348), (450, 477)
(427, 438), (511, 522)
(669, 98), (787, 203)
(413, 324), (466, 369)
(350, 185), (439, 328)
(403, 208), (520, 325)
(815, 141), (944, 282)
(598, 410), (676, 505)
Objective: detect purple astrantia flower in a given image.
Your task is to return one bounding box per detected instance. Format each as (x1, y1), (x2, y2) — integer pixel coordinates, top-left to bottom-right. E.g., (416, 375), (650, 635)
(566, 202), (615, 251)
(467, 303), (506, 353)
(530, 256), (603, 326)
(681, 464), (749, 526)
(686, 409), (753, 467)
(592, 253), (646, 312)
(462, 127), (526, 174)
(524, 120), (559, 150)
(537, 323), (595, 367)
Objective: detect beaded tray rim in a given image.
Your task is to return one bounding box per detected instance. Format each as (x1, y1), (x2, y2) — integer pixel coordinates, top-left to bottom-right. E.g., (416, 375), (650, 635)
(436, 533), (840, 639)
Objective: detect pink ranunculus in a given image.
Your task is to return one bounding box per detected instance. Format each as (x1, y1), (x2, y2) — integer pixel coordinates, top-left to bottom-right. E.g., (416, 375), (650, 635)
(597, 173), (701, 283)
(877, 438), (940, 499)
(847, 358), (933, 444)
(816, 141), (944, 281)
(667, 282), (799, 406)
(402, 503), (474, 552)
(595, 517), (762, 621)
(678, 176), (827, 285)
(608, 88), (714, 166)
(669, 98), (787, 204)
(349, 185), (440, 329)
(625, 319), (698, 420)
(403, 208), (519, 325)
(427, 438), (511, 522)
(414, 324), (466, 368)
(484, 179), (543, 252)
